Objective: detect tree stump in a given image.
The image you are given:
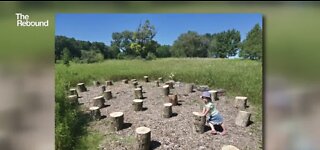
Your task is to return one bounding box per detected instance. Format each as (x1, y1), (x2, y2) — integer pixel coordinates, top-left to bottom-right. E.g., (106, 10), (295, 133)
(134, 88), (143, 99)
(69, 88), (78, 97)
(144, 76), (149, 82)
(104, 90), (112, 100)
(101, 85), (106, 92)
(77, 83), (87, 92)
(168, 94), (178, 106)
(155, 81), (159, 87)
(131, 79), (137, 82)
(132, 81), (138, 88)
(92, 96), (105, 108)
(68, 95), (79, 105)
(166, 80), (174, 89)
(221, 145), (240, 150)
(162, 85), (170, 96)
(186, 84), (194, 93)
(106, 80), (113, 86)
(132, 99), (143, 111)
(110, 112), (124, 131)
(123, 79), (129, 84)
(192, 112), (206, 133)
(137, 85), (143, 91)
(89, 107), (101, 120)
(158, 77), (163, 83)
(209, 90), (219, 101)
(235, 111), (251, 127)
(163, 103), (172, 118)
(93, 81), (100, 87)
(234, 96), (247, 110)
(135, 127), (151, 150)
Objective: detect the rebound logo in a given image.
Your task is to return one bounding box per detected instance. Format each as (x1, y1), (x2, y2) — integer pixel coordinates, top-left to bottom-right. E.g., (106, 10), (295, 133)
(16, 13), (49, 27)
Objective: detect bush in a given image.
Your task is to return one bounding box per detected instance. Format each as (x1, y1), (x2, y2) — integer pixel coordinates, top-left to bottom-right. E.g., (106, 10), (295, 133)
(80, 50), (104, 63)
(146, 52), (156, 60)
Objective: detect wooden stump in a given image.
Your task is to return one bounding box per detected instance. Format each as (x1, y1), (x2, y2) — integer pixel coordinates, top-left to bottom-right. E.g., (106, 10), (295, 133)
(163, 103), (172, 118)
(158, 77), (163, 83)
(221, 145), (240, 150)
(77, 83), (87, 92)
(186, 84), (194, 93)
(89, 107), (101, 120)
(131, 79), (137, 82)
(104, 90), (112, 100)
(110, 112), (124, 131)
(192, 112), (206, 133)
(235, 111), (251, 127)
(93, 81), (100, 87)
(101, 85), (106, 92)
(168, 94), (178, 106)
(132, 81), (138, 88)
(68, 95), (79, 105)
(92, 96), (105, 108)
(123, 79), (129, 84)
(135, 127), (151, 150)
(137, 85), (143, 91)
(144, 76), (149, 82)
(69, 88), (78, 97)
(106, 80), (113, 86)
(155, 81), (159, 87)
(162, 85), (170, 96)
(134, 88), (143, 99)
(165, 80), (174, 89)
(209, 90), (219, 101)
(132, 99), (143, 111)
(234, 96), (247, 110)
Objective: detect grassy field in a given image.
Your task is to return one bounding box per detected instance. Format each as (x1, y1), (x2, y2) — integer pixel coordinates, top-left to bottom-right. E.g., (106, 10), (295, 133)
(55, 58), (262, 149)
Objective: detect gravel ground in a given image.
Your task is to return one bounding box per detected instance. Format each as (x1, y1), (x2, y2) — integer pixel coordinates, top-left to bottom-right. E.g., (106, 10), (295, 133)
(77, 80), (262, 150)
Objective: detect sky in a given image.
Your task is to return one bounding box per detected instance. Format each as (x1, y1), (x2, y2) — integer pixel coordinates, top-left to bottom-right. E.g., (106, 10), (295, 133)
(55, 14), (262, 46)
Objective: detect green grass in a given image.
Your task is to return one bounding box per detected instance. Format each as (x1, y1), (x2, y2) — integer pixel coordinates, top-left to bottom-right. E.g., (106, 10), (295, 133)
(75, 132), (104, 150)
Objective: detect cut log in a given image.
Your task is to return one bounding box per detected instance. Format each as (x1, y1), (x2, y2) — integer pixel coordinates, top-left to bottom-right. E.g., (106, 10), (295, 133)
(186, 84), (194, 93)
(209, 90), (219, 101)
(168, 94), (178, 106)
(163, 103), (172, 118)
(106, 80), (113, 86)
(162, 85), (170, 96)
(68, 95), (79, 105)
(110, 112), (124, 131)
(77, 83), (87, 92)
(235, 111), (251, 127)
(92, 96), (105, 108)
(69, 88), (78, 97)
(165, 80), (174, 89)
(104, 90), (112, 100)
(134, 88), (143, 99)
(132, 99), (143, 111)
(131, 79), (137, 82)
(192, 112), (206, 133)
(197, 85), (210, 92)
(155, 81), (159, 87)
(144, 76), (149, 82)
(101, 85), (106, 92)
(89, 107), (101, 120)
(123, 79), (129, 84)
(132, 81), (138, 88)
(221, 145), (240, 150)
(137, 85), (143, 91)
(158, 77), (163, 83)
(234, 96), (247, 110)
(93, 81), (100, 87)
(135, 127), (151, 150)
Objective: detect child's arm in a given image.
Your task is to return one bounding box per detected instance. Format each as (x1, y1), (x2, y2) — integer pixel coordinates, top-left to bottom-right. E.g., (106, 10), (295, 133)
(202, 108), (210, 116)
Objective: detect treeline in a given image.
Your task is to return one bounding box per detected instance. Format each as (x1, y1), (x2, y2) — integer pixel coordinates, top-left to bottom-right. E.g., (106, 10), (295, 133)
(55, 20), (262, 64)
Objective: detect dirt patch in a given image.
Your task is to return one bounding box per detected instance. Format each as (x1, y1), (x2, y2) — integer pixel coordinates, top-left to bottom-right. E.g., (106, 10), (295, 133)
(77, 80), (262, 150)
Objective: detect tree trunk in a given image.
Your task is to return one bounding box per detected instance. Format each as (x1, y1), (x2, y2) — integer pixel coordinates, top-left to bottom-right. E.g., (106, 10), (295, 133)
(104, 90), (112, 100)
(209, 90), (219, 101)
(101, 85), (106, 92)
(132, 99), (143, 111)
(110, 112), (124, 131)
(93, 81), (100, 87)
(77, 83), (87, 92)
(234, 96), (247, 110)
(168, 94), (178, 106)
(134, 88), (143, 99)
(163, 103), (172, 118)
(162, 85), (170, 96)
(135, 127), (151, 150)
(69, 88), (78, 97)
(158, 77), (163, 83)
(235, 111), (251, 127)
(192, 112), (206, 133)
(89, 107), (101, 120)
(144, 76), (149, 82)
(155, 81), (159, 87)
(186, 84), (194, 93)
(93, 96), (105, 108)
(123, 79), (129, 84)
(106, 80), (113, 86)
(68, 95), (79, 105)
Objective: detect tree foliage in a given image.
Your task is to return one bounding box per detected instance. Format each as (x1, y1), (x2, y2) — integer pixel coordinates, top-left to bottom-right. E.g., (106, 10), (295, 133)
(240, 24), (262, 60)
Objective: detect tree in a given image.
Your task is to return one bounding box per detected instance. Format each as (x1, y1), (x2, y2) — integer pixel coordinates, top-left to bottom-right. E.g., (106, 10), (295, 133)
(213, 29), (241, 58)
(156, 45), (171, 58)
(240, 24), (262, 60)
(133, 20), (157, 58)
(61, 48), (71, 65)
(110, 31), (134, 56)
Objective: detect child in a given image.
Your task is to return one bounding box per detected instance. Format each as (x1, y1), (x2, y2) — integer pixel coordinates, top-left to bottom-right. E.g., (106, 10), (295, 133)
(200, 91), (226, 135)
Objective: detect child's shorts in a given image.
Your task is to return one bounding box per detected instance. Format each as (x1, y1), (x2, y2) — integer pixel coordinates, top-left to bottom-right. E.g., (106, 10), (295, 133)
(208, 113), (223, 125)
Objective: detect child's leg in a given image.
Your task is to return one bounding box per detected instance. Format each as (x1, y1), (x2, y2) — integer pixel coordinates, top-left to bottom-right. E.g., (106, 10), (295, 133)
(220, 123), (226, 135)
(208, 122), (217, 134)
